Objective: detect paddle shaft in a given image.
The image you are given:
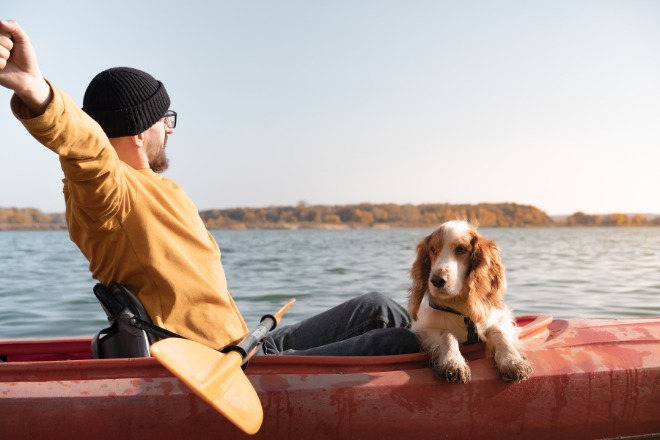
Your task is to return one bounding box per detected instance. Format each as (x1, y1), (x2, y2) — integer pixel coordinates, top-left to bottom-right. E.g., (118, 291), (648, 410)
(223, 298), (296, 364)
(237, 316), (275, 360)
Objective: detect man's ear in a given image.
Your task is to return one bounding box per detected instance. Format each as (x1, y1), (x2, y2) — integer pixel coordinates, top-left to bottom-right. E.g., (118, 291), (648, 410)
(134, 132), (145, 147)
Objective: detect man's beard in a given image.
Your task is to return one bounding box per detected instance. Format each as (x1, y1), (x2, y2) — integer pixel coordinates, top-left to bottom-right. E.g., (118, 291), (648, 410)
(148, 135), (170, 173)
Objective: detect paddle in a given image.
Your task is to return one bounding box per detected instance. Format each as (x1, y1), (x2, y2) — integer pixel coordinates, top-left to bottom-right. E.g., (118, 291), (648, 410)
(150, 298), (296, 435)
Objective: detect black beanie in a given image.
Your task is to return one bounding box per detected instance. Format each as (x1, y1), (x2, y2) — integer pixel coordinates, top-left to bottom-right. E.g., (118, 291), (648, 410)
(82, 67), (171, 138)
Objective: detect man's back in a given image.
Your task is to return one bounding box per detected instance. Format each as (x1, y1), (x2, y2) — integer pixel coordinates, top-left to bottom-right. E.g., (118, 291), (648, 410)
(8, 63), (247, 350)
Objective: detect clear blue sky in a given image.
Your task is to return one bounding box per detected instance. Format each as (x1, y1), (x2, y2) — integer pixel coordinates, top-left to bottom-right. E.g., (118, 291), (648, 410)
(1, 1), (659, 215)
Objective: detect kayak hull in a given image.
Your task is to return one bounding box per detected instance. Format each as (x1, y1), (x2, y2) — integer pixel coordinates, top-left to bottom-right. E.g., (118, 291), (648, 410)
(1, 315), (659, 440)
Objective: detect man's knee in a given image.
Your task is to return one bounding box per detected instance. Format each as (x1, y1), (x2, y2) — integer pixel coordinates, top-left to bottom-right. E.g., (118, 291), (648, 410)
(360, 291), (390, 307)
(356, 291), (410, 327)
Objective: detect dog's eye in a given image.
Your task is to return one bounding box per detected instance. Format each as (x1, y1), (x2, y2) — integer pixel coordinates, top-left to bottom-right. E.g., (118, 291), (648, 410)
(430, 246), (436, 255)
(455, 246), (467, 256)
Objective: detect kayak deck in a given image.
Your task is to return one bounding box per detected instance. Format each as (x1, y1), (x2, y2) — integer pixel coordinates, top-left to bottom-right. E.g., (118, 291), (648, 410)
(1, 315), (659, 440)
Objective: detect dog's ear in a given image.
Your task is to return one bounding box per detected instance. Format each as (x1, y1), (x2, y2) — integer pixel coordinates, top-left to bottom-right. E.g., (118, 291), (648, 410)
(408, 234), (431, 321)
(466, 234), (506, 321)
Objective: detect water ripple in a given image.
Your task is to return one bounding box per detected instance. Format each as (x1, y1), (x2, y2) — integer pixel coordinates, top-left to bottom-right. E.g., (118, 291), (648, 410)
(1, 227), (659, 338)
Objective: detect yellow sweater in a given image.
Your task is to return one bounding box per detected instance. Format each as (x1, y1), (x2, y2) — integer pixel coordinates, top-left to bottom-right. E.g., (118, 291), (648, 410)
(12, 84), (248, 349)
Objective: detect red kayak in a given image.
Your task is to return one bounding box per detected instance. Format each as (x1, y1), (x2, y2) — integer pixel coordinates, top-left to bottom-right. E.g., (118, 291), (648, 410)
(1, 315), (659, 440)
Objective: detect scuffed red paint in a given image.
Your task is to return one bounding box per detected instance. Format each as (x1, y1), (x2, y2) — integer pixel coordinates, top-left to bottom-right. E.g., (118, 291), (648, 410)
(156, 378), (177, 396)
(0, 316), (659, 439)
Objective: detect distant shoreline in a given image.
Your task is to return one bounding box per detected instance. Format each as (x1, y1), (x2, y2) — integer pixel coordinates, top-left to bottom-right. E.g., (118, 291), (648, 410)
(2, 202), (659, 231)
(2, 222), (660, 231)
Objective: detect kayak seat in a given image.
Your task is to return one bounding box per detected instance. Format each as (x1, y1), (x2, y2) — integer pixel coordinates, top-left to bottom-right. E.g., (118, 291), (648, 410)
(91, 283), (181, 359)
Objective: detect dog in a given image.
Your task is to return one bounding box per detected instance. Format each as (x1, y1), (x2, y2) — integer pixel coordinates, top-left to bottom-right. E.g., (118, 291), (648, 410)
(408, 220), (531, 383)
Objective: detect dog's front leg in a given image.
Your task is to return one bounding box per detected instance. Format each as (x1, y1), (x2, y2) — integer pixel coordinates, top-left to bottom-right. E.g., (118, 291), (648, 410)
(424, 330), (471, 383)
(485, 325), (532, 382)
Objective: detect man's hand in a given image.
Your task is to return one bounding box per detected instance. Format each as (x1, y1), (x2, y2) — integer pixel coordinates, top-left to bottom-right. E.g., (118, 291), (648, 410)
(0, 20), (52, 116)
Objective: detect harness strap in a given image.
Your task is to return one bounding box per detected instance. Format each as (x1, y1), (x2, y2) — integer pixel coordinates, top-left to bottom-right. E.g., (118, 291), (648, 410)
(428, 302), (481, 345)
(128, 316), (185, 341)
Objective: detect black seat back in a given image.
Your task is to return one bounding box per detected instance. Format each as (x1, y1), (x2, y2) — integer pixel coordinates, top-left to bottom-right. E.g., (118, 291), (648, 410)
(91, 283), (156, 359)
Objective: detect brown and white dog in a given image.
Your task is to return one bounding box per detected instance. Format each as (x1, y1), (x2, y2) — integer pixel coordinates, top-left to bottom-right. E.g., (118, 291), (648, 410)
(408, 220), (531, 383)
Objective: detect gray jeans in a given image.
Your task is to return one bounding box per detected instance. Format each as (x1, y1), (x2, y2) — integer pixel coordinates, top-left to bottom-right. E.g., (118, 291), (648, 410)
(261, 292), (422, 356)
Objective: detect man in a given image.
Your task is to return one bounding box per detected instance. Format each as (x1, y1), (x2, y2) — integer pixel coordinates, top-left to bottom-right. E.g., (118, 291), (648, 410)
(0, 20), (420, 355)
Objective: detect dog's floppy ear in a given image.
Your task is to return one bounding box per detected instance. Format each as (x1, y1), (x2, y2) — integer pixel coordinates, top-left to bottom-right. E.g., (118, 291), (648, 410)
(408, 234), (431, 321)
(466, 234), (506, 321)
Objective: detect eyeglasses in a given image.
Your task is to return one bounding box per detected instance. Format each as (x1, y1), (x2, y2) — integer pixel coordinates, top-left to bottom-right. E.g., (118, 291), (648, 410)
(163, 110), (177, 129)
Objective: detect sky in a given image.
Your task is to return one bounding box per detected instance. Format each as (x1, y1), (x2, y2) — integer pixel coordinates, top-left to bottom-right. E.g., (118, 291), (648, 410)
(1, 1), (659, 216)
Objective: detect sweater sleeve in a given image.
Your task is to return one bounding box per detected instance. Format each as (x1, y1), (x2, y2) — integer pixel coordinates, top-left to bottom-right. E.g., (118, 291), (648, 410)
(11, 83), (134, 231)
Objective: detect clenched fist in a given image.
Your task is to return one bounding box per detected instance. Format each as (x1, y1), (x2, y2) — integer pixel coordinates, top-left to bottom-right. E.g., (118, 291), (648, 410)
(0, 20), (51, 115)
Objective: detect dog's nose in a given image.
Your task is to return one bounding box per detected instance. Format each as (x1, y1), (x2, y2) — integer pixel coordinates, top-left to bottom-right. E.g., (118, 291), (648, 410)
(430, 274), (446, 288)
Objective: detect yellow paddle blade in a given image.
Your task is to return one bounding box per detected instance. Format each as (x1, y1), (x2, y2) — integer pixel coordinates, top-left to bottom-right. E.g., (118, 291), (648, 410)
(273, 298), (296, 325)
(151, 338), (263, 435)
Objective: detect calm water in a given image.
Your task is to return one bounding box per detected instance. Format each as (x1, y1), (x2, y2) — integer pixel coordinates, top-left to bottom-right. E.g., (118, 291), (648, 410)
(0, 227), (659, 339)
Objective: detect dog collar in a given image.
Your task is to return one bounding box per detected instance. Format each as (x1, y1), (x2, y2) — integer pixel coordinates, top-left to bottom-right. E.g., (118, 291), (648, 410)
(427, 302), (481, 345)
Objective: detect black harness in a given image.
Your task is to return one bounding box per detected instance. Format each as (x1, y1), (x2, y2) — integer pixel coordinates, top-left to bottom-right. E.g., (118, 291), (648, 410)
(428, 302), (481, 345)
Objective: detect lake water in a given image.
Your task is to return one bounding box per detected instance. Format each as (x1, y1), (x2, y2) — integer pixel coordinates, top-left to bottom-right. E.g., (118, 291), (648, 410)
(0, 227), (658, 339)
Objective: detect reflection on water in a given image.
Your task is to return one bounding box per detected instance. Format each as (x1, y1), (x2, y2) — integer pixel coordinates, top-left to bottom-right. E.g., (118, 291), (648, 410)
(0, 227), (658, 338)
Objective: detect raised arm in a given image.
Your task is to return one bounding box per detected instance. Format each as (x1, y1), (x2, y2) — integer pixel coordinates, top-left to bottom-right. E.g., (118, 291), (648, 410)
(0, 20), (52, 116)
(1, 20), (133, 230)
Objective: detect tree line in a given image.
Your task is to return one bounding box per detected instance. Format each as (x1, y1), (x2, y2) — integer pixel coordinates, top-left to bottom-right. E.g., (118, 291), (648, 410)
(1, 204), (658, 230)
(199, 203), (660, 229)
(0, 207), (66, 230)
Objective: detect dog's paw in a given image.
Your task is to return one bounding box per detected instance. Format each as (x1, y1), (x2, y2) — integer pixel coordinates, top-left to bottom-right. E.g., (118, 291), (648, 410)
(496, 357), (532, 382)
(433, 358), (471, 383)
